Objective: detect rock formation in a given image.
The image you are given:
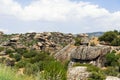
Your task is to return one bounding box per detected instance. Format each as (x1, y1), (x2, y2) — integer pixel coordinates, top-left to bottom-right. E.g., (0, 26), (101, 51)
(67, 66), (90, 80)
(54, 44), (76, 62)
(71, 46), (111, 61)
(106, 76), (120, 80)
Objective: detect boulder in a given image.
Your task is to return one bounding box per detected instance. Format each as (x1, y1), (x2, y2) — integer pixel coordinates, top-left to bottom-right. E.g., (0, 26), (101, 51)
(80, 37), (90, 45)
(106, 76), (120, 80)
(37, 42), (43, 47)
(10, 37), (19, 42)
(67, 66), (90, 80)
(34, 33), (41, 39)
(54, 44), (76, 62)
(71, 46), (111, 60)
(0, 31), (3, 35)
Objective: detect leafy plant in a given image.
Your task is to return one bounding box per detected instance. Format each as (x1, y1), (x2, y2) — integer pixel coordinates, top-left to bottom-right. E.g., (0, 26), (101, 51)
(0, 47), (4, 52)
(88, 72), (106, 80)
(6, 49), (15, 54)
(74, 37), (81, 46)
(99, 31), (117, 43)
(105, 52), (118, 67)
(36, 61), (67, 80)
(13, 54), (22, 61)
(23, 50), (37, 58)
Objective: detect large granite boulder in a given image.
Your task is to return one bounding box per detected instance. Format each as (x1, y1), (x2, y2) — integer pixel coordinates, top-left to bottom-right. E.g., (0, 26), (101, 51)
(67, 66), (90, 80)
(54, 44), (76, 62)
(71, 45), (111, 61)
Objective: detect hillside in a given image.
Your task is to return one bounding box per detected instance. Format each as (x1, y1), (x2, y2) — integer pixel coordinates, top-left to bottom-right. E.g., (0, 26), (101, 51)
(86, 32), (104, 37)
(0, 31), (120, 80)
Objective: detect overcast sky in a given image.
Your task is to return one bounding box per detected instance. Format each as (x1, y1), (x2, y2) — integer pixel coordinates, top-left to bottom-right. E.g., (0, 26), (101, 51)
(0, 0), (120, 34)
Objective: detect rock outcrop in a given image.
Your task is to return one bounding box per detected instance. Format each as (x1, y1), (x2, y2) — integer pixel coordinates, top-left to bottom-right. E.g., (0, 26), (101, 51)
(71, 46), (111, 61)
(54, 44), (76, 62)
(55, 43), (111, 66)
(67, 66), (90, 80)
(0, 32), (74, 55)
(106, 76), (120, 80)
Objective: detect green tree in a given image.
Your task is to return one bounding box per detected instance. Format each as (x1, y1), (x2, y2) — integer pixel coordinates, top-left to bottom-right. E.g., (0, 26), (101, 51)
(111, 37), (120, 46)
(99, 31), (117, 43)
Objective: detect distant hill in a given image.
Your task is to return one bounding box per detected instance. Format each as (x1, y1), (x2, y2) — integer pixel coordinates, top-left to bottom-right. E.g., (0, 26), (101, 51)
(86, 32), (104, 37)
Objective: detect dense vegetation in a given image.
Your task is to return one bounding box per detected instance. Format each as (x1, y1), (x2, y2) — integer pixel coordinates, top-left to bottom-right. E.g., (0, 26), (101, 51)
(1, 31), (120, 80)
(99, 30), (120, 46)
(0, 49), (68, 80)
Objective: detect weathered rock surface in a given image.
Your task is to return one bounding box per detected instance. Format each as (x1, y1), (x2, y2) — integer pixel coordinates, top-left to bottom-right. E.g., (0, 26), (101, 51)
(67, 66), (90, 80)
(106, 76), (120, 80)
(0, 31), (3, 36)
(54, 44), (76, 62)
(71, 45), (111, 60)
(0, 32), (75, 55)
(55, 44), (111, 67)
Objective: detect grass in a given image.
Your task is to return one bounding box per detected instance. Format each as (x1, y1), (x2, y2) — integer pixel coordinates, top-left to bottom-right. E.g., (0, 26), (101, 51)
(0, 64), (33, 80)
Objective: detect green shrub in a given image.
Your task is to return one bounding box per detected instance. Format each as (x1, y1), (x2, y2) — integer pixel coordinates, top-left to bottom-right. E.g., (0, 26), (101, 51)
(15, 60), (27, 68)
(99, 31), (117, 43)
(9, 53), (14, 58)
(24, 63), (39, 75)
(73, 63), (101, 72)
(111, 37), (120, 46)
(30, 51), (54, 64)
(6, 49), (15, 54)
(0, 47), (4, 52)
(103, 67), (119, 76)
(23, 50), (37, 58)
(88, 72), (106, 80)
(36, 61), (67, 80)
(105, 52), (118, 66)
(74, 37), (81, 46)
(13, 54), (22, 61)
(15, 48), (28, 55)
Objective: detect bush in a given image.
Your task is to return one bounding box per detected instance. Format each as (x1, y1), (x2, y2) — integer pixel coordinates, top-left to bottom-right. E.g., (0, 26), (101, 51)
(0, 47), (4, 52)
(99, 31), (117, 43)
(15, 48), (28, 55)
(105, 52), (118, 66)
(9, 53), (14, 58)
(6, 49), (15, 54)
(111, 37), (120, 46)
(36, 61), (67, 80)
(15, 60), (27, 68)
(23, 50), (37, 58)
(88, 72), (106, 80)
(13, 54), (22, 61)
(103, 67), (119, 76)
(24, 63), (40, 75)
(30, 51), (54, 64)
(74, 37), (81, 46)
(73, 63), (101, 72)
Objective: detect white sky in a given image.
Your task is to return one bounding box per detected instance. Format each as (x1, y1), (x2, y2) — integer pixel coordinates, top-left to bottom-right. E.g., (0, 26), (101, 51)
(0, 0), (120, 34)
